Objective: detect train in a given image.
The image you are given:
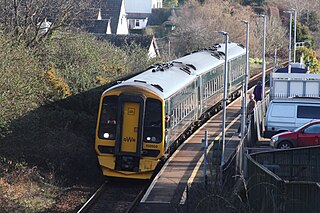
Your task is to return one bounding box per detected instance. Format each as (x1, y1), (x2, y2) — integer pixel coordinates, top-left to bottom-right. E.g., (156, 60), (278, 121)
(95, 42), (246, 179)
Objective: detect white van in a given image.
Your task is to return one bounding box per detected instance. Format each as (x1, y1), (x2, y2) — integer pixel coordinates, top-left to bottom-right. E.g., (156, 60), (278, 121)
(264, 98), (320, 138)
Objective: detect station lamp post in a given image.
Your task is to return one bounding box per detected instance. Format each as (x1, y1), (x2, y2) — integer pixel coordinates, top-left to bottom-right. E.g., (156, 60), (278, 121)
(240, 20), (249, 140)
(256, 14), (267, 102)
(284, 10), (294, 73)
(293, 9), (297, 63)
(216, 31), (228, 168)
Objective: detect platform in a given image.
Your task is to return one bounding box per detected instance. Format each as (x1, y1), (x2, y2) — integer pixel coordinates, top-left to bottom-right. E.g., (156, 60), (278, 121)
(135, 98), (244, 212)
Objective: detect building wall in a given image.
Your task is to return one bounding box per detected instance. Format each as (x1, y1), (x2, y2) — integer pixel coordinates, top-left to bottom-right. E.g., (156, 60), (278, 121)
(148, 39), (160, 58)
(125, 0), (162, 13)
(128, 18), (148, 29)
(152, 0), (162, 8)
(116, 0), (129, 34)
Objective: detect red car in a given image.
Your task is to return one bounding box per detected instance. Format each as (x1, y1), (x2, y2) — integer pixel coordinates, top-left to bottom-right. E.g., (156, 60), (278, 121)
(270, 120), (320, 149)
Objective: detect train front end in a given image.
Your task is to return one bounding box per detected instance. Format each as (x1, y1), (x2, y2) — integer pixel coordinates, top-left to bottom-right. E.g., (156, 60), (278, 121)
(95, 84), (165, 179)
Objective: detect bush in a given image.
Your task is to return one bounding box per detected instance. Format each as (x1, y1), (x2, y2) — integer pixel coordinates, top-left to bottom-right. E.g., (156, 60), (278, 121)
(0, 31), (156, 186)
(297, 47), (320, 73)
(36, 32), (154, 99)
(0, 34), (48, 137)
(249, 58), (262, 64)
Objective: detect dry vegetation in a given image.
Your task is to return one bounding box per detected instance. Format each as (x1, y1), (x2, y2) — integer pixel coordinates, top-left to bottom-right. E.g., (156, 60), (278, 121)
(0, 159), (92, 212)
(168, 0), (288, 58)
(0, 31), (154, 212)
(0, 0), (319, 212)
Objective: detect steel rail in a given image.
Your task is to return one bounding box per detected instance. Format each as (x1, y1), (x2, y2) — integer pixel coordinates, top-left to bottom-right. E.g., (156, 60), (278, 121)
(77, 181), (108, 213)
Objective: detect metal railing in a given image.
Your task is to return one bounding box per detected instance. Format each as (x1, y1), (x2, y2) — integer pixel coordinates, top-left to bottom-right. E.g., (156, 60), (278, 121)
(246, 147), (320, 213)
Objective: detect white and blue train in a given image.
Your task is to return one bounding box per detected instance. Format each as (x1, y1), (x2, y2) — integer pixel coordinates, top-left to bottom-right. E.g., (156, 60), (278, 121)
(95, 42), (246, 179)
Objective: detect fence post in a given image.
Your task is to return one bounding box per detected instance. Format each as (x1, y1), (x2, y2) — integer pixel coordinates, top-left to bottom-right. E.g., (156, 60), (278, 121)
(203, 131), (208, 186)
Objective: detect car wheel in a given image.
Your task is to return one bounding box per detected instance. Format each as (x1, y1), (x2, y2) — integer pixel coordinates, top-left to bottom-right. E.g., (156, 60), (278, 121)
(277, 141), (293, 149)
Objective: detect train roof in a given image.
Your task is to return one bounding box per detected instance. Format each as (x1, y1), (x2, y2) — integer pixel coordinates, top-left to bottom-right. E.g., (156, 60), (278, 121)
(105, 42), (245, 99)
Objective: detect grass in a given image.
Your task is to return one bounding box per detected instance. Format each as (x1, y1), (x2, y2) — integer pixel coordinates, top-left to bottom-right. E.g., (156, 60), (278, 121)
(0, 86), (109, 212)
(0, 159), (58, 212)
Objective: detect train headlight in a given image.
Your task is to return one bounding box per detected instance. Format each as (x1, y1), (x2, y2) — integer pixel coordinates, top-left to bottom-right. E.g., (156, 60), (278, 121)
(104, 133), (110, 139)
(146, 136), (157, 142)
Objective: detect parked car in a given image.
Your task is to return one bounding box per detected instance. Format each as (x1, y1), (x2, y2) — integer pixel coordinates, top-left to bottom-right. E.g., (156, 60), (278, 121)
(264, 98), (320, 138)
(270, 120), (320, 149)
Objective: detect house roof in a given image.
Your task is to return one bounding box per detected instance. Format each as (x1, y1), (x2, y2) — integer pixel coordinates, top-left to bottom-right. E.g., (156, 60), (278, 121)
(126, 13), (150, 19)
(98, 34), (155, 50)
(87, 20), (109, 34)
(73, 19), (109, 34)
(97, 0), (123, 34)
(125, 0), (152, 13)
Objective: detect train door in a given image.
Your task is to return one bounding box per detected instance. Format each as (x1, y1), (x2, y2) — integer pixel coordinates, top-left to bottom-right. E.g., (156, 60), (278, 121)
(115, 94), (145, 172)
(227, 60), (232, 96)
(121, 102), (139, 153)
(197, 77), (202, 118)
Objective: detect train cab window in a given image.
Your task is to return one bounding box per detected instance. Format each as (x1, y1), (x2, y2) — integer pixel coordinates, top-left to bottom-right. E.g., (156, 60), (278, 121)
(98, 95), (118, 140)
(144, 98), (162, 143)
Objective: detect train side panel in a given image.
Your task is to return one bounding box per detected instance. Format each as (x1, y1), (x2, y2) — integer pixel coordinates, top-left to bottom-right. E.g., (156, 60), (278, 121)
(200, 64), (225, 114)
(164, 81), (198, 151)
(228, 54), (246, 95)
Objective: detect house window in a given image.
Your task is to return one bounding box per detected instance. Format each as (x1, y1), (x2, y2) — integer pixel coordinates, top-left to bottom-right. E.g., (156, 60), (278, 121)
(135, 20), (140, 27)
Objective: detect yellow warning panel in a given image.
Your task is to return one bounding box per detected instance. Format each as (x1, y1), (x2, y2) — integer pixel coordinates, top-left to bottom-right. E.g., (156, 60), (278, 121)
(121, 102), (139, 153)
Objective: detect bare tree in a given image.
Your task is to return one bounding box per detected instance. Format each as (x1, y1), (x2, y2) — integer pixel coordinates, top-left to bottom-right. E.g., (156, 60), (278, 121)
(169, 0), (288, 59)
(169, 0), (257, 55)
(279, 0), (320, 16)
(0, 0), (92, 46)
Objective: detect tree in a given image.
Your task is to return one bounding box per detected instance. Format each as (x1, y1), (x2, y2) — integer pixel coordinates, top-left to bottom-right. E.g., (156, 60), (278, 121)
(0, 0), (91, 47)
(297, 47), (320, 73)
(178, 0), (186, 5)
(168, 0), (287, 59)
(295, 21), (314, 48)
(300, 10), (320, 32)
(163, 0), (179, 7)
(169, 0), (253, 55)
(241, 0), (266, 5)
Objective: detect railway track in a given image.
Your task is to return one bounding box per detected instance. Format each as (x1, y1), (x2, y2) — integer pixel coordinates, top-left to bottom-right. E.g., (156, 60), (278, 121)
(77, 179), (150, 213)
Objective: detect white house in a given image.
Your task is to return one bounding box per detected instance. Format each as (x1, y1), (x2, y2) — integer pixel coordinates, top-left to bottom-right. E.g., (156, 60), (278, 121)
(125, 0), (162, 13)
(125, 0), (162, 30)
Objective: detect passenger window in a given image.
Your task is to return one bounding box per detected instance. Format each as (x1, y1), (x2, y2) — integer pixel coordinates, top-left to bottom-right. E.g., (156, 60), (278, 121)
(144, 98), (162, 143)
(304, 124), (320, 134)
(98, 96), (118, 140)
(297, 106), (320, 119)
